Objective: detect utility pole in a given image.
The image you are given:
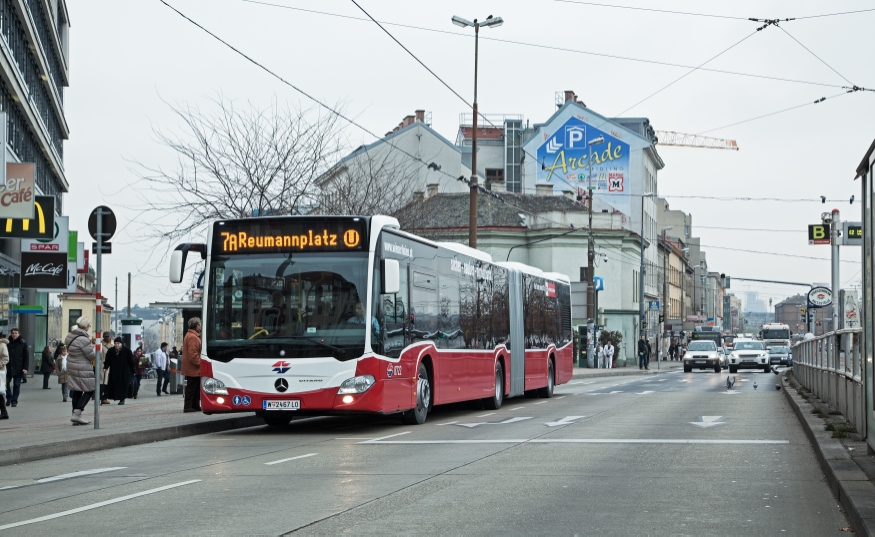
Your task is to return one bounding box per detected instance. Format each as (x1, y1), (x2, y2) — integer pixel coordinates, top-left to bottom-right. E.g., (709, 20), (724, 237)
(638, 194), (652, 341)
(586, 137), (604, 367)
(114, 277), (118, 334)
(94, 208), (102, 429)
(830, 208), (840, 331)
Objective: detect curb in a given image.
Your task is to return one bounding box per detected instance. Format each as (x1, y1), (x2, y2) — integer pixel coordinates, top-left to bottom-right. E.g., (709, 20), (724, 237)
(0, 415), (263, 468)
(781, 374), (875, 536)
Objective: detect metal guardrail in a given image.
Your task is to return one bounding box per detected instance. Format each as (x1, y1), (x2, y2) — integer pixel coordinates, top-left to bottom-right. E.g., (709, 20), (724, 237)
(792, 329), (866, 436)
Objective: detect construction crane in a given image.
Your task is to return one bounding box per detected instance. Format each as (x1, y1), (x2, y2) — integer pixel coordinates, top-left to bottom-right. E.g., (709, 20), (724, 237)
(655, 131), (739, 151)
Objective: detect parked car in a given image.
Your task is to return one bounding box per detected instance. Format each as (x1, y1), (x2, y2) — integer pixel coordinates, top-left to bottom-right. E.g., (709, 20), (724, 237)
(683, 341), (721, 373)
(769, 346), (792, 366)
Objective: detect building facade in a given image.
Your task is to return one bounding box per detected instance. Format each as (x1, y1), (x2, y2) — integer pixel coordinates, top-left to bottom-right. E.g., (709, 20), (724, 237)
(0, 0), (70, 358)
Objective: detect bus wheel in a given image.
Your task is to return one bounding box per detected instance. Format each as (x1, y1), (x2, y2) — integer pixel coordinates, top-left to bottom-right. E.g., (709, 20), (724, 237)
(263, 412), (293, 427)
(402, 363), (431, 425)
(538, 360), (555, 398)
(483, 362), (504, 410)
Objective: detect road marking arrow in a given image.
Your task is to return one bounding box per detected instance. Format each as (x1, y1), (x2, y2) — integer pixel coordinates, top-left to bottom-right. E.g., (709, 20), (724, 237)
(544, 416), (585, 427)
(689, 416), (726, 428)
(455, 417), (533, 428)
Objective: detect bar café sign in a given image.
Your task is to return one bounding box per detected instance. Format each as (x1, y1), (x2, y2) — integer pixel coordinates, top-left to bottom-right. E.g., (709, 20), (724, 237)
(0, 163), (35, 219)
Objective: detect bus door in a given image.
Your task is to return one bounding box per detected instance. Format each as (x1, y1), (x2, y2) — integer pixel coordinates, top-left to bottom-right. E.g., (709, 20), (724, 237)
(506, 268), (525, 397)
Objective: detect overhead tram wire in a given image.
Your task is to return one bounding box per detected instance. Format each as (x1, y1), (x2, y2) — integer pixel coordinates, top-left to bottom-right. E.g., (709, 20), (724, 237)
(777, 26), (855, 86)
(555, 1), (875, 22)
(241, 1), (844, 90)
(658, 194), (855, 203)
(696, 91), (850, 134)
(699, 244), (862, 263)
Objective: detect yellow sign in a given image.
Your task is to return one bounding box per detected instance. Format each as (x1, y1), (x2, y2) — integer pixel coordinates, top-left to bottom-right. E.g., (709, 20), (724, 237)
(0, 195), (54, 239)
(220, 228), (362, 253)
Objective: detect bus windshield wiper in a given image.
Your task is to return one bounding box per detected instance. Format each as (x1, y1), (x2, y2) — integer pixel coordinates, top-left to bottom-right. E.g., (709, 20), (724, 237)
(286, 336), (347, 356)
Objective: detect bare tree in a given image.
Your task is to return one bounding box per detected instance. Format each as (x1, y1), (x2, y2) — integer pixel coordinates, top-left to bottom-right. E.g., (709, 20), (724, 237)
(132, 95), (344, 245)
(318, 149), (421, 216)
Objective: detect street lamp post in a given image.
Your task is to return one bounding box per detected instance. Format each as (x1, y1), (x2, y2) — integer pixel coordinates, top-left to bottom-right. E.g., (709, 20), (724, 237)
(452, 14), (503, 248)
(639, 192), (655, 342)
(585, 137), (604, 367)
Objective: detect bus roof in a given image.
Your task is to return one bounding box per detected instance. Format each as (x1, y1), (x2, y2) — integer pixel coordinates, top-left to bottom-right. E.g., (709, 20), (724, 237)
(436, 241), (493, 263)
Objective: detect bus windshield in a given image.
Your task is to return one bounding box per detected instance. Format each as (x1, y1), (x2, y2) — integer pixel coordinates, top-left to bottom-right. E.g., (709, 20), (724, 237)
(206, 252), (370, 361)
(762, 329), (790, 340)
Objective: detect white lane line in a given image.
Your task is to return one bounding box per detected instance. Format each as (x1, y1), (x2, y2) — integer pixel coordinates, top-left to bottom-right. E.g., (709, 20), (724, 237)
(554, 396), (566, 400)
(0, 480), (201, 531)
(508, 406), (524, 410)
(363, 438), (789, 445)
(334, 437), (374, 440)
(533, 401), (548, 405)
(0, 468), (127, 490)
(436, 421), (458, 426)
(264, 453), (318, 466)
(359, 431), (411, 443)
(477, 412), (496, 417)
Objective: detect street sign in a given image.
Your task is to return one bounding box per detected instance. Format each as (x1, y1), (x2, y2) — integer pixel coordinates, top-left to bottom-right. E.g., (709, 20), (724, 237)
(92, 242), (112, 254)
(88, 206), (116, 241)
(0, 195), (54, 239)
(808, 286), (832, 307)
(648, 301), (660, 311)
(808, 224), (829, 245)
(593, 276), (604, 291)
(842, 221), (862, 246)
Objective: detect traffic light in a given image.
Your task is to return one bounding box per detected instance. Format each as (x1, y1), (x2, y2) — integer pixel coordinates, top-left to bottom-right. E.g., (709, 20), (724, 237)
(659, 314), (664, 323)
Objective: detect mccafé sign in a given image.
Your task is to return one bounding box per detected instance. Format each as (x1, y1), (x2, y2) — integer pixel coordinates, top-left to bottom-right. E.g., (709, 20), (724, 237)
(0, 163), (35, 219)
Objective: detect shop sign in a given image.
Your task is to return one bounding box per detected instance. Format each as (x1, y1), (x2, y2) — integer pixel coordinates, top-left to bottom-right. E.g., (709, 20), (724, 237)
(20, 252), (66, 289)
(807, 286), (832, 307)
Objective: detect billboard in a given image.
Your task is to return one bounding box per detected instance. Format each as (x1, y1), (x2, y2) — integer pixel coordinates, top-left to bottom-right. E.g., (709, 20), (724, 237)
(537, 116), (631, 216)
(21, 216), (68, 253)
(20, 251), (66, 289)
(0, 163), (35, 219)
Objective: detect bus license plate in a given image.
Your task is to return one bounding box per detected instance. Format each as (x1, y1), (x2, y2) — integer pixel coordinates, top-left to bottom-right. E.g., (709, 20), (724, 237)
(263, 400), (300, 411)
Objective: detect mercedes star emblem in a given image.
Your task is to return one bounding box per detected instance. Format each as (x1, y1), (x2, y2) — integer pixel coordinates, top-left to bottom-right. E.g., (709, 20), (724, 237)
(274, 378), (288, 393)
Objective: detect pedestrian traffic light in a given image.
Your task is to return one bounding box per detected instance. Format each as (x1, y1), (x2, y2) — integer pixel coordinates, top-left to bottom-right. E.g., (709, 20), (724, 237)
(658, 314), (664, 323)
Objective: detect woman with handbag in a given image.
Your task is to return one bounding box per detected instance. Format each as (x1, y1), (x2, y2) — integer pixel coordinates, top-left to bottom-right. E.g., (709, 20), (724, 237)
(65, 317), (97, 425)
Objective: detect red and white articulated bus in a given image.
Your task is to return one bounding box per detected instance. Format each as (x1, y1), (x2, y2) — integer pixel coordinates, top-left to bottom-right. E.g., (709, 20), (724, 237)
(170, 215), (572, 427)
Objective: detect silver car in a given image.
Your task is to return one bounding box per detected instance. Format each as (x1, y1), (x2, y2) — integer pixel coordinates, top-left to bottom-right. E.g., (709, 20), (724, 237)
(683, 341), (721, 373)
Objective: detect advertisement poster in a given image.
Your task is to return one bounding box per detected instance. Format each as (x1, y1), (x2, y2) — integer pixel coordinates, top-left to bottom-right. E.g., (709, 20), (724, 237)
(537, 116), (631, 216)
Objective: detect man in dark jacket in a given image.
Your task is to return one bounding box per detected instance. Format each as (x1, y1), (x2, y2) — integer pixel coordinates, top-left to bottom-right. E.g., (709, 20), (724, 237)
(7, 328), (30, 406)
(637, 335), (649, 370)
(104, 337), (135, 405)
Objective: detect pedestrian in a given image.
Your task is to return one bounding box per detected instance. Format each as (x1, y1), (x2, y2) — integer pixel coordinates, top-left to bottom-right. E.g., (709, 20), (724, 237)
(182, 317), (202, 412)
(104, 337), (135, 405)
(6, 328), (30, 407)
(0, 334), (8, 419)
(153, 343), (170, 396)
(99, 331), (113, 405)
(55, 344), (69, 402)
(65, 317), (97, 425)
(596, 344), (605, 368)
(40, 345), (54, 389)
(132, 347), (147, 399)
(604, 340), (615, 369)
(645, 338), (652, 370)
(637, 335), (648, 370)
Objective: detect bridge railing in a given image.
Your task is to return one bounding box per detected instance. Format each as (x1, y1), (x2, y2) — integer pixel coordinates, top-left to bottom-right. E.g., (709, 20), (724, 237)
(792, 329), (866, 436)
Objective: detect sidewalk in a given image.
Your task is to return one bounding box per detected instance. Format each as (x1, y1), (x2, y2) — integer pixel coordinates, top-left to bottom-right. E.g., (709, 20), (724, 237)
(782, 371), (875, 535)
(0, 375), (260, 467)
(572, 358), (684, 379)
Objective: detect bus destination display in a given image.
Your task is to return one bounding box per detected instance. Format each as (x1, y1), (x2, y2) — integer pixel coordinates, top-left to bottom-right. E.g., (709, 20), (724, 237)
(214, 218), (366, 253)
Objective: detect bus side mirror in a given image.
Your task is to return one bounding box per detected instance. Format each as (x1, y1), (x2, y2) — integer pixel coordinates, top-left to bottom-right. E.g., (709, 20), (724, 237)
(170, 243), (207, 284)
(382, 259), (400, 294)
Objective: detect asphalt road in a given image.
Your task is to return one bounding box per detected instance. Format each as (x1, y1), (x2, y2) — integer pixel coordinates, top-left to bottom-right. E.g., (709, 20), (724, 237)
(0, 367), (849, 535)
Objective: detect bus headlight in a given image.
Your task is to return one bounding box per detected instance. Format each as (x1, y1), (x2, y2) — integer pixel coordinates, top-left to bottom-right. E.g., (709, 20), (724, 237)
(338, 375), (375, 394)
(202, 377), (229, 395)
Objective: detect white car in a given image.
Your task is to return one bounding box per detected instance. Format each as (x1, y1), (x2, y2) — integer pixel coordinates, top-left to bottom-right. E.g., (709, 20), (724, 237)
(683, 341), (721, 373)
(727, 340), (770, 373)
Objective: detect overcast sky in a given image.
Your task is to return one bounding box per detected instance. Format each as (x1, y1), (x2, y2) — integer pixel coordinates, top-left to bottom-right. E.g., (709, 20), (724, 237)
(63, 0), (874, 309)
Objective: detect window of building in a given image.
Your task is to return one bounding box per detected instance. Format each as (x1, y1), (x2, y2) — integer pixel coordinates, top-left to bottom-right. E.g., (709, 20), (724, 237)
(485, 168), (504, 184)
(68, 308), (81, 331)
